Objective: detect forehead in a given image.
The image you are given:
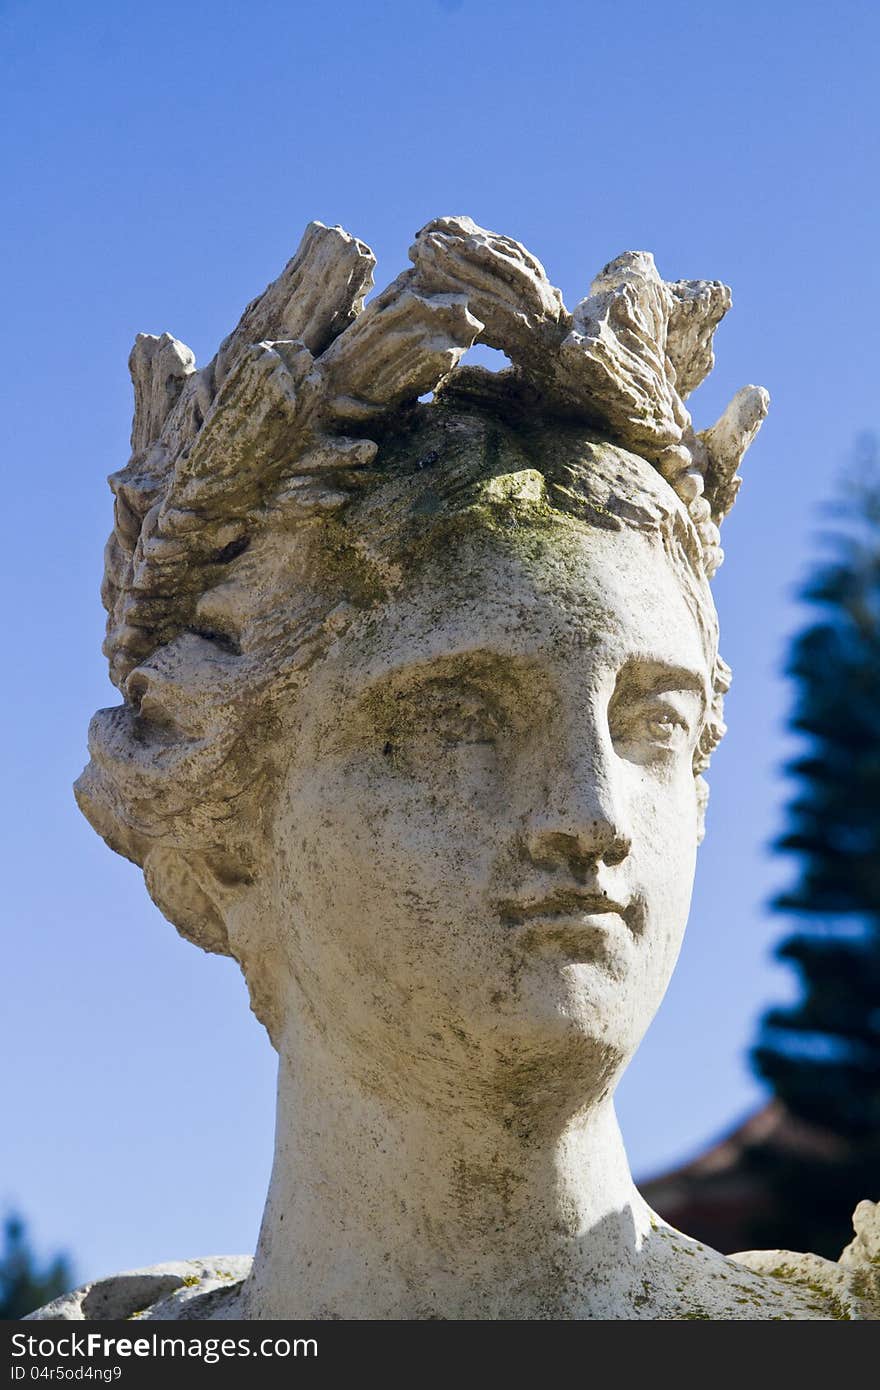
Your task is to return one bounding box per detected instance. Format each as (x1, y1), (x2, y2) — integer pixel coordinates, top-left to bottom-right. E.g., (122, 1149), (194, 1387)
(323, 519), (713, 694)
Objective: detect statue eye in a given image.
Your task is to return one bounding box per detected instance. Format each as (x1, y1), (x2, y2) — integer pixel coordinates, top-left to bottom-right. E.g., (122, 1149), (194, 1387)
(388, 682), (505, 754)
(609, 692), (696, 763)
(423, 692), (500, 744)
(642, 708), (687, 744)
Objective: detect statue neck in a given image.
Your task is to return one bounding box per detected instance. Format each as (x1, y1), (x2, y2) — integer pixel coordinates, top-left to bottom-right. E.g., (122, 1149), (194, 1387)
(243, 1040), (654, 1319)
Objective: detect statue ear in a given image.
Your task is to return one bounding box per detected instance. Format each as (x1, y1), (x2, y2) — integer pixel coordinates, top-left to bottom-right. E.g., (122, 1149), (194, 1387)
(142, 847), (237, 956)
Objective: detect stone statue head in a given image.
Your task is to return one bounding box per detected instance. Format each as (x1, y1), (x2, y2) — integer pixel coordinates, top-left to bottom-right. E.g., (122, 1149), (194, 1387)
(76, 217), (768, 1101)
(53, 219), (880, 1326)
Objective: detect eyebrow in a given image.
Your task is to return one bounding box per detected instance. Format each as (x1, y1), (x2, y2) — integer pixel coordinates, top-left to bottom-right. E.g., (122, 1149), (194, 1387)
(358, 648), (709, 701)
(358, 648), (523, 695)
(614, 657), (710, 703)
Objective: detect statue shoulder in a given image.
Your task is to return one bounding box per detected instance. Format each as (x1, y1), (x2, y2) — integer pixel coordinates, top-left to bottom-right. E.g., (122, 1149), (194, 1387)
(24, 1256), (252, 1321)
(729, 1200), (880, 1321)
(25, 1203), (880, 1320)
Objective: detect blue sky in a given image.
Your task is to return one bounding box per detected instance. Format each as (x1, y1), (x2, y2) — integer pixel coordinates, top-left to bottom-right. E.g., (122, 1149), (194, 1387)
(2, 0), (878, 1284)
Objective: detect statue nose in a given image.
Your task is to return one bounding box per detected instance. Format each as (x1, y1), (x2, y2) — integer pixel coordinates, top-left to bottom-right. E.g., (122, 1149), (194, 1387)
(527, 819), (632, 871)
(525, 746), (632, 869)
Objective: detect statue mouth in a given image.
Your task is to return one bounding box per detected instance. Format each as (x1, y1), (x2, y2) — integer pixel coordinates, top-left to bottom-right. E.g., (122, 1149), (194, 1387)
(496, 889), (637, 966)
(498, 888), (631, 925)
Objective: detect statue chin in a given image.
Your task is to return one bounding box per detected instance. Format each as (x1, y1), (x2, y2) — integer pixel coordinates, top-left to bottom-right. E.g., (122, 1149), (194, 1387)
(46, 216), (878, 1322)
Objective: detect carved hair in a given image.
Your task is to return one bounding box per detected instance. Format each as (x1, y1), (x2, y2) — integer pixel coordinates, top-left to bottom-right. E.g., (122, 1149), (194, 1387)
(76, 217), (765, 964)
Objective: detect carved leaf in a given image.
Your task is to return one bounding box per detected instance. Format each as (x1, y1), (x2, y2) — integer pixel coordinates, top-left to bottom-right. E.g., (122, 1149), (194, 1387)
(316, 271), (483, 419)
(129, 333), (195, 456)
(214, 221), (375, 387)
(409, 215), (569, 370)
(701, 384), (771, 523)
(666, 278), (732, 399)
(554, 253), (683, 454)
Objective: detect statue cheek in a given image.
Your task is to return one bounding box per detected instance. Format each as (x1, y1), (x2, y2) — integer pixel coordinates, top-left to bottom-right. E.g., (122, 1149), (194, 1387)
(626, 761), (701, 851)
(623, 788), (698, 929)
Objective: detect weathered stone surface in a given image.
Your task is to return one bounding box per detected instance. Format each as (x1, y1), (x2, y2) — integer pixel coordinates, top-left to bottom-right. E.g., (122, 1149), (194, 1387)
(25, 1259), (250, 1321)
(49, 218), (877, 1321)
(702, 383), (771, 524)
(732, 1200), (880, 1319)
(28, 1217), (880, 1320)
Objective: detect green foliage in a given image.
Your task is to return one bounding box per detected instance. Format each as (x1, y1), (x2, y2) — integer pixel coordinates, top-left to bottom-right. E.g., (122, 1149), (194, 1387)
(0, 1212), (74, 1319)
(754, 436), (880, 1137)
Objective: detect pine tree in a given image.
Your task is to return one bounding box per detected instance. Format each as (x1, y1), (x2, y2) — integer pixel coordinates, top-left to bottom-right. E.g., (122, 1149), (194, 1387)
(753, 436), (880, 1139)
(0, 1212), (74, 1319)
(640, 449), (880, 1259)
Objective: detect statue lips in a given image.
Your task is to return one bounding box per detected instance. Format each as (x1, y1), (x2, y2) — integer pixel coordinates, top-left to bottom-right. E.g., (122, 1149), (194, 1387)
(497, 888), (636, 969)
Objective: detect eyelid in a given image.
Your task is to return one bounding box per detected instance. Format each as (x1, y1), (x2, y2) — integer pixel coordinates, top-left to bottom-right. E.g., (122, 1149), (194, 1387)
(407, 683), (506, 731)
(646, 704), (686, 722)
(643, 693), (698, 729)
(614, 659), (709, 707)
(642, 689), (700, 711)
(611, 684), (702, 710)
(376, 659), (526, 716)
(394, 678), (495, 711)
(621, 686), (706, 729)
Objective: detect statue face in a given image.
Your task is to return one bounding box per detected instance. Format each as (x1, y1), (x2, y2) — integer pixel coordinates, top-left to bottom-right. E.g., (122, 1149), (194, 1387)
(269, 518), (712, 1096)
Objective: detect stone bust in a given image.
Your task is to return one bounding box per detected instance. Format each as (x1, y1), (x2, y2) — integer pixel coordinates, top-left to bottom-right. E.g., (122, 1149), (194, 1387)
(34, 218), (878, 1320)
